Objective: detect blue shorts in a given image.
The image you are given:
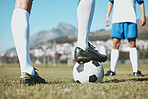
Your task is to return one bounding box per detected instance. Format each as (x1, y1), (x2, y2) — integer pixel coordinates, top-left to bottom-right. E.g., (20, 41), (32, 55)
(111, 22), (137, 39)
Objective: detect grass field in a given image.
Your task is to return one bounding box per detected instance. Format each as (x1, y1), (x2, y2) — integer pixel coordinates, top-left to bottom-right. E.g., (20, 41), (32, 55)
(0, 64), (148, 99)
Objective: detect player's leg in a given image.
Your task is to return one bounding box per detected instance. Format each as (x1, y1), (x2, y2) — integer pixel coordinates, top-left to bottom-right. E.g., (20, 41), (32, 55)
(128, 38), (143, 76)
(124, 22), (143, 76)
(75, 0), (107, 63)
(11, 0), (46, 85)
(14, 0), (33, 13)
(77, 0), (95, 50)
(105, 38), (120, 76)
(12, 0), (34, 76)
(128, 38), (137, 73)
(111, 38), (120, 72)
(105, 23), (124, 76)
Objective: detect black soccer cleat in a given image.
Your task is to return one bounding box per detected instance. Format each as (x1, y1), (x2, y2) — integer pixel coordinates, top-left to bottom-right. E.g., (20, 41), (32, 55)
(133, 71), (144, 76)
(20, 68), (46, 85)
(74, 42), (108, 63)
(105, 70), (116, 76)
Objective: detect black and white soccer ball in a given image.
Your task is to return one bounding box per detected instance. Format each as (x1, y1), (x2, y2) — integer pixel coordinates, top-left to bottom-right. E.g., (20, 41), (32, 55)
(73, 60), (104, 83)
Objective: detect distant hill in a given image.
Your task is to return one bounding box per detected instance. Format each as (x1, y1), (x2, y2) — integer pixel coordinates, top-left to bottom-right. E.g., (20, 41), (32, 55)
(30, 23), (77, 47)
(2, 17), (148, 53)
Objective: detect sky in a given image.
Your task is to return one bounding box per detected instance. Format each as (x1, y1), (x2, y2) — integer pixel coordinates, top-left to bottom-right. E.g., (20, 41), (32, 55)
(0, 0), (148, 52)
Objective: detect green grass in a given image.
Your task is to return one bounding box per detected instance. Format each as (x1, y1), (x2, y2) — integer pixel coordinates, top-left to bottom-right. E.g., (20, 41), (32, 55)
(0, 64), (148, 99)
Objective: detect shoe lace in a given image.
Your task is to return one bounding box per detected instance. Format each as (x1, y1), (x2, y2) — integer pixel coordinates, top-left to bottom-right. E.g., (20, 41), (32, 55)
(33, 67), (46, 83)
(137, 71), (142, 74)
(34, 67), (38, 71)
(34, 68), (39, 75)
(88, 42), (98, 52)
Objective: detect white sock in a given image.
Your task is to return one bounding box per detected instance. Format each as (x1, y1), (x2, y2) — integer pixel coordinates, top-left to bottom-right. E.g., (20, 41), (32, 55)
(11, 8), (35, 75)
(77, 0), (95, 50)
(130, 48), (138, 72)
(110, 49), (119, 72)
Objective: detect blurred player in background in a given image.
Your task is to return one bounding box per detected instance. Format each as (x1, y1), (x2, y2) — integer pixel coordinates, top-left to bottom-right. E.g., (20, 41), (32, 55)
(105, 0), (146, 76)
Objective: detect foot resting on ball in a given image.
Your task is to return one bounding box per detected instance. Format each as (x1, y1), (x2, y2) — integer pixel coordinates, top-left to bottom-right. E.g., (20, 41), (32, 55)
(20, 68), (46, 85)
(74, 42), (108, 63)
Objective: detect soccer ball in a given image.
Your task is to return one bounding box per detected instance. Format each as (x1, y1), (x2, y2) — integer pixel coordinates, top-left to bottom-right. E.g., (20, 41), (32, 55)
(73, 60), (104, 83)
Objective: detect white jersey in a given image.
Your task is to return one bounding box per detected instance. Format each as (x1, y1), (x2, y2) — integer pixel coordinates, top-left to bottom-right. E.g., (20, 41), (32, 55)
(110, 0), (143, 24)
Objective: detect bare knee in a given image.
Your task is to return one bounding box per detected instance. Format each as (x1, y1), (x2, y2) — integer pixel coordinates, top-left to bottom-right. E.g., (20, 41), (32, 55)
(128, 38), (136, 48)
(14, 0), (33, 13)
(113, 38), (120, 49)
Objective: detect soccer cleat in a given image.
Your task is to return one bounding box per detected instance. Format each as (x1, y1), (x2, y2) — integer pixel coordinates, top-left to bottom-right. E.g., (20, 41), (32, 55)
(104, 70), (116, 76)
(20, 68), (46, 85)
(74, 42), (108, 63)
(133, 71), (144, 76)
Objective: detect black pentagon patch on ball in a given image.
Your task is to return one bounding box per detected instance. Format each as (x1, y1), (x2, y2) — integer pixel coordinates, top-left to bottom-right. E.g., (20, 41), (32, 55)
(76, 80), (81, 83)
(89, 74), (98, 82)
(92, 60), (100, 67)
(76, 63), (84, 73)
